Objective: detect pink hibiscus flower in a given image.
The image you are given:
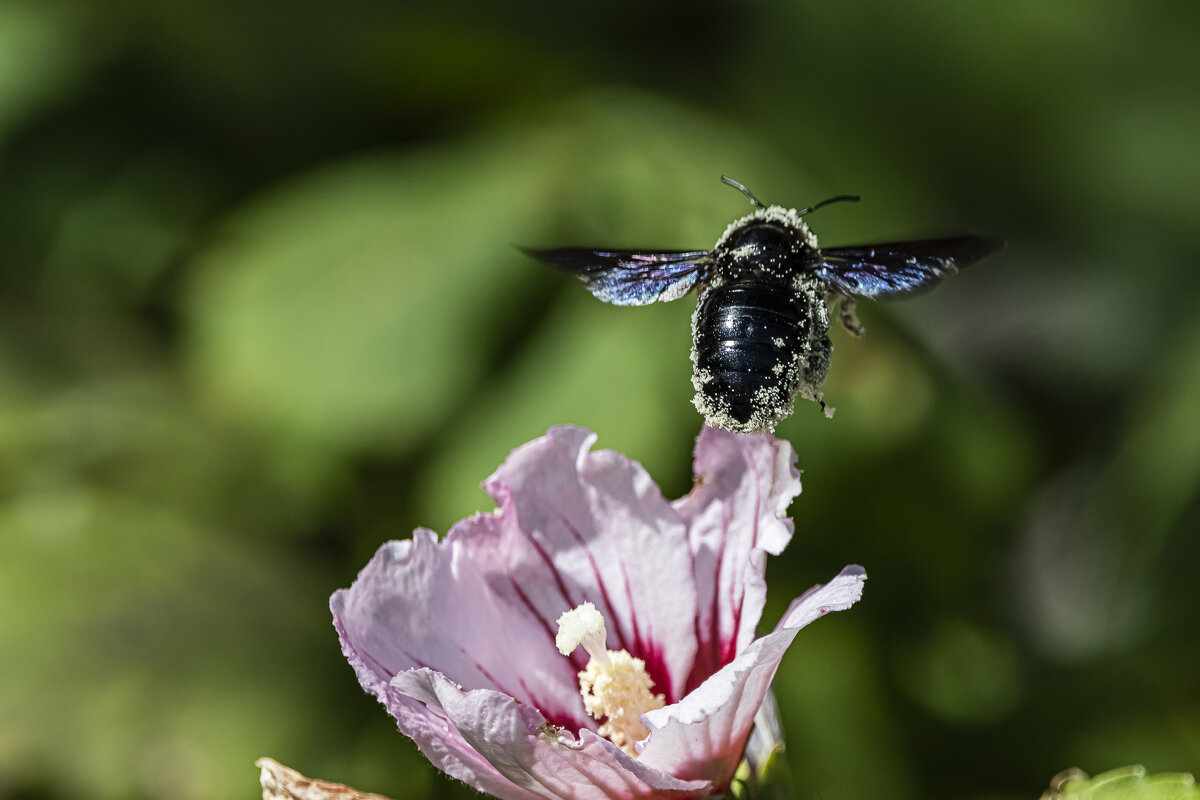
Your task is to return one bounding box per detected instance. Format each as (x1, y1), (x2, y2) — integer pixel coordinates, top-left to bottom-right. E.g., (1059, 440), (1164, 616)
(332, 426), (865, 800)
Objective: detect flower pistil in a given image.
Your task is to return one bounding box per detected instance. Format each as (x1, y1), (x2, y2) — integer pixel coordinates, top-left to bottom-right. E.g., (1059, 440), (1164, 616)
(556, 602), (665, 756)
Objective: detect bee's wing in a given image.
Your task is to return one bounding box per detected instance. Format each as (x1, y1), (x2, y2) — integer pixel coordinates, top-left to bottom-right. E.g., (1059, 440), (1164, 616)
(522, 247), (713, 306)
(815, 236), (1003, 299)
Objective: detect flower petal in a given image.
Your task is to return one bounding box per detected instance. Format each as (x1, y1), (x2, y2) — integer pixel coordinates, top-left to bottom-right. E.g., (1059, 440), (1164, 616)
(775, 564), (870, 631)
(332, 425), (846, 799)
(477, 426), (699, 702)
(333, 616), (543, 800)
(331, 522), (586, 731)
(673, 428), (802, 691)
(393, 669), (712, 800)
(637, 566), (866, 789)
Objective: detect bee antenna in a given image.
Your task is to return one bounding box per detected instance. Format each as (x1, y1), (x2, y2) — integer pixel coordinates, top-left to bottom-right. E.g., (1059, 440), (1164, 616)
(720, 175), (766, 208)
(798, 194), (860, 216)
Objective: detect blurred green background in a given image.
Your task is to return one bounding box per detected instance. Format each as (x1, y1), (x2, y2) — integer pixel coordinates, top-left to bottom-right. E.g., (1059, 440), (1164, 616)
(1, 0), (1198, 798)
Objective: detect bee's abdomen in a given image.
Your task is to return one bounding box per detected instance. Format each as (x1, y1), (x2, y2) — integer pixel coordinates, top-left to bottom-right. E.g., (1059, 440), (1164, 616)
(691, 281), (808, 433)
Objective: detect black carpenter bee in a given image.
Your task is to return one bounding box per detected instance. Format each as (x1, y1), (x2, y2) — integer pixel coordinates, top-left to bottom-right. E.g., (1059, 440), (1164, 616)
(524, 176), (1002, 433)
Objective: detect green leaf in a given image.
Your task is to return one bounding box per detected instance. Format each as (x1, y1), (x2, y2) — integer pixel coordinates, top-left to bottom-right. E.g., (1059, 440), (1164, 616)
(184, 136), (556, 455)
(1044, 766), (1199, 800)
(0, 2), (91, 147)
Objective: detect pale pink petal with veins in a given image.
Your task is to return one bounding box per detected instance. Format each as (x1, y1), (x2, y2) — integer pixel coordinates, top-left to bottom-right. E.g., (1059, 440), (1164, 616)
(332, 425), (865, 800)
(672, 427), (803, 691)
(636, 566), (866, 785)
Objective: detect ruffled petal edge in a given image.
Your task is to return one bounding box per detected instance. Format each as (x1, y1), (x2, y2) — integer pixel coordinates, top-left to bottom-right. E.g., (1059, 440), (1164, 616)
(636, 566), (866, 789)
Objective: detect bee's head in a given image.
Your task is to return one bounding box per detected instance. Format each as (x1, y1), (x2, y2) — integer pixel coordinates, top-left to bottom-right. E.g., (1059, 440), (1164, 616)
(713, 178), (858, 276)
(721, 220), (798, 259)
(714, 208), (818, 277)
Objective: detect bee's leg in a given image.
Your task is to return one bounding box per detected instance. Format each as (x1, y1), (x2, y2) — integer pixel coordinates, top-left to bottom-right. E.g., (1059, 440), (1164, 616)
(798, 331), (834, 419)
(839, 296), (865, 338)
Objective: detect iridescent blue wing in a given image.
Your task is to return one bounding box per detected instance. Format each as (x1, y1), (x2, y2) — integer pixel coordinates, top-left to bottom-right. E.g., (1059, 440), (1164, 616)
(523, 247), (713, 306)
(815, 236), (1003, 299)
